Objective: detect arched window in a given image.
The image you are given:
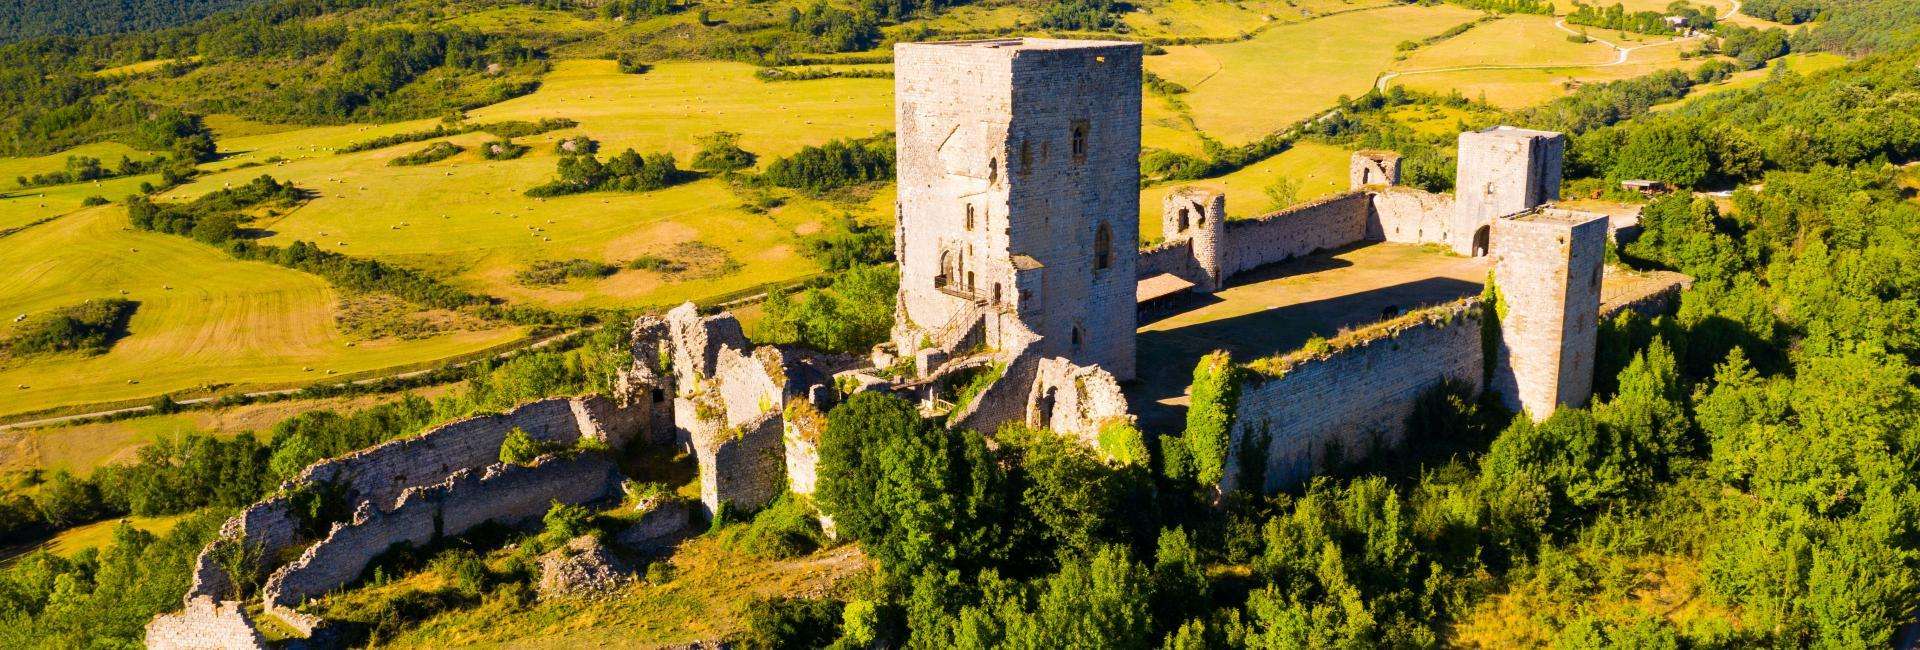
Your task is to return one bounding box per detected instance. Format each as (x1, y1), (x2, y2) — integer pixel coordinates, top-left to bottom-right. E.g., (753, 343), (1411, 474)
(965, 204), (975, 231)
(1176, 208), (1189, 233)
(1070, 121), (1089, 163)
(967, 271), (976, 293)
(1094, 222), (1112, 271)
(1019, 140), (1032, 175)
(1071, 325), (1085, 349)
(992, 283), (1002, 304)
(988, 158), (998, 183)
(938, 251), (954, 287)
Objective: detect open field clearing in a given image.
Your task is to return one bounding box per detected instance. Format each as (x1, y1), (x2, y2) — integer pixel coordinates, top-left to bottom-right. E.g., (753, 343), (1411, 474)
(1147, 3), (1481, 145)
(1387, 36), (1699, 108)
(0, 141), (155, 190)
(1394, 14), (1623, 70)
(1124, 0), (1387, 38)
(0, 205), (521, 419)
(1138, 140), (1351, 241)
(0, 174), (158, 233)
(164, 60), (895, 311)
(0, 383), (462, 476)
(1652, 51), (1849, 111)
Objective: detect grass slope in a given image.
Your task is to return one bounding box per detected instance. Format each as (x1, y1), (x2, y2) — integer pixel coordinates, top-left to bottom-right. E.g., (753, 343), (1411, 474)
(1148, 3), (1482, 145)
(0, 205), (520, 418)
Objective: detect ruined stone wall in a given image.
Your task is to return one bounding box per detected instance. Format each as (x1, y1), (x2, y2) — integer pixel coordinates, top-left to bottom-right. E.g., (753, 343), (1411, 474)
(145, 596), (266, 650)
(183, 496), (301, 603)
(294, 398), (589, 512)
(949, 319), (1043, 435)
(1027, 357), (1132, 446)
(695, 412), (786, 514)
(1220, 192), (1371, 278)
(263, 454), (621, 628)
(783, 401), (827, 497)
(1137, 238), (1198, 282)
(1225, 300), (1486, 493)
(1368, 186), (1457, 245)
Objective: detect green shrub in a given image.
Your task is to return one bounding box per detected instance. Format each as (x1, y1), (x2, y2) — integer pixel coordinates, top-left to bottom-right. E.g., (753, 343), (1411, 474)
(1183, 351), (1242, 488)
(514, 259), (618, 286)
(388, 141), (464, 166)
(499, 427), (566, 465)
(721, 493), (827, 560)
(762, 135), (894, 192)
(689, 131), (756, 172)
(1, 298), (137, 357)
(480, 139), (530, 160)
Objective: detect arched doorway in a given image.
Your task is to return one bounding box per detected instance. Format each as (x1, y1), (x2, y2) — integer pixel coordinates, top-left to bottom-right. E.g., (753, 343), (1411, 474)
(1471, 225), (1491, 257)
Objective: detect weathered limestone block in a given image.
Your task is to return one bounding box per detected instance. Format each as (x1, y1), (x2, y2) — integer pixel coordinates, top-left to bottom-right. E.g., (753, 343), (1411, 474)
(1350, 150), (1402, 190)
(183, 496), (300, 603)
(666, 303), (748, 392)
(145, 596), (266, 650)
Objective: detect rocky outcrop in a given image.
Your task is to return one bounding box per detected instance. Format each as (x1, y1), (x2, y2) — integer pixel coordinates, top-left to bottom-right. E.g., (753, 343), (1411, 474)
(537, 536), (635, 600)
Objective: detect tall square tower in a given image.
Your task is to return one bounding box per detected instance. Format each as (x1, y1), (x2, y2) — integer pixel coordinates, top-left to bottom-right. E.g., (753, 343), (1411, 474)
(1452, 126), (1565, 256)
(893, 39), (1142, 380)
(1489, 208), (1608, 420)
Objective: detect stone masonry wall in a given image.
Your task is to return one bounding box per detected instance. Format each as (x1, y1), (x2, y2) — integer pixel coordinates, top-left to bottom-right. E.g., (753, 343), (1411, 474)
(263, 454), (621, 631)
(1137, 238), (1197, 282)
(145, 596), (266, 650)
(1220, 192), (1371, 278)
(695, 412), (786, 515)
(183, 496), (301, 603)
(1225, 300), (1486, 493)
(1368, 186), (1457, 244)
(294, 398), (588, 512)
(1028, 357), (1132, 447)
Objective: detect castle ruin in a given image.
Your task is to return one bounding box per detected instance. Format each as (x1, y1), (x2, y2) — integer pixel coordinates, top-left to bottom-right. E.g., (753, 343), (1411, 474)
(146, 38), (1689, 649)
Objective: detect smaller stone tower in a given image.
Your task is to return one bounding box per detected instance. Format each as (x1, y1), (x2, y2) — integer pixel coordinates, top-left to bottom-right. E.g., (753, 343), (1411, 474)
(1160, 187), (1225, 292)
(1350, 150), (1402, 190)
(1489, 208), (1608, 420)
(1453, 126), (1565, 256)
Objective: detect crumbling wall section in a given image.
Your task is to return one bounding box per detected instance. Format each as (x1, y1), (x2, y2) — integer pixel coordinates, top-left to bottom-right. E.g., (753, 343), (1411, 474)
(144, 596), (266, 650)
(695, 412), (787, 515)
(262, 454), (621, 632)
(783, 400), (827, 497)
(1221, 192), (1371, 278)
(182, 495), (301, 603)
(1027, 357), (1132, 446)
(1227, 300), (1485, 492)
(293, 398), (587, 512)
(949, 320), (1043, 435)
(1368, 186), (1457, 245)
(620, 315), (678, 446)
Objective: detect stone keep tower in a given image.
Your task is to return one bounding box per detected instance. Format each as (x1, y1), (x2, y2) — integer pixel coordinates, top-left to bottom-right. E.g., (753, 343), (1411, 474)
(1453, 126), (1565, 256)
(893, 39), (1142, 380)
(1489, 208), (1608, 420)
(1349, 150), (1402, 190)
(1160, 186), (1225, 292)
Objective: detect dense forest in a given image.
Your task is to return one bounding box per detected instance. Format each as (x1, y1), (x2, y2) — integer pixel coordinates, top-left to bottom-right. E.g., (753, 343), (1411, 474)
(0, 0), (269, 43)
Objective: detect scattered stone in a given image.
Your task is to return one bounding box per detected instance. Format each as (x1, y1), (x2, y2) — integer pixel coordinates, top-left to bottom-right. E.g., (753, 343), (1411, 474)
(614, 498), (692, 551)
(537, 536), (634, 600)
